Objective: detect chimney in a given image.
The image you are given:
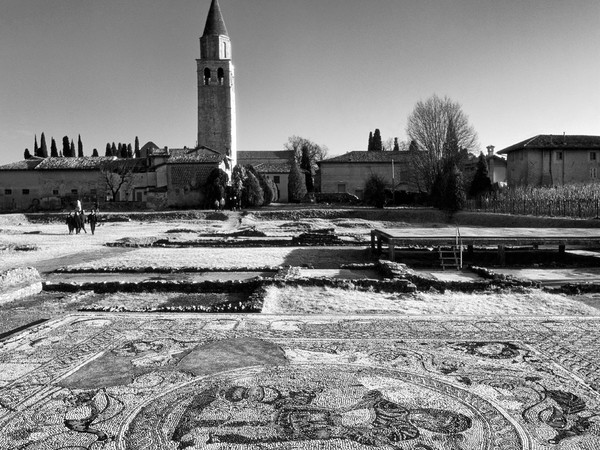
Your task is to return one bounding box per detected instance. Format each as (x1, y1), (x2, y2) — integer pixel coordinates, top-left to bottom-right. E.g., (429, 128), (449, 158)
(487, 145), (495, 156)
(563, 132), (566, 145)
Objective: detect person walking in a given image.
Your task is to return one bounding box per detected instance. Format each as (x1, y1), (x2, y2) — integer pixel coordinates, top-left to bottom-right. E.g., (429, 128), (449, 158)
(88, 210), (98, 235)
(79, 210), (87, 234)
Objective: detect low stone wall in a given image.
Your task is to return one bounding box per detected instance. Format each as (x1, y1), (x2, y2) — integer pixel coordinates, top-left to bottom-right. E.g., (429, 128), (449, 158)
(0, 267), (42, 305)
(377, 260), (539, 292)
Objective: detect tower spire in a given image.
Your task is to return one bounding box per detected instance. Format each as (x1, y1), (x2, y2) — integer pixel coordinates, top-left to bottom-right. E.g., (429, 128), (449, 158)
(203, 0), (228, 37)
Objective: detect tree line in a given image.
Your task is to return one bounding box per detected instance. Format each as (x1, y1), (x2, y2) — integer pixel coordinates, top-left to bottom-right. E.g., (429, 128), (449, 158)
(24, 134), (141, 160)
(363, 94), (493, 211)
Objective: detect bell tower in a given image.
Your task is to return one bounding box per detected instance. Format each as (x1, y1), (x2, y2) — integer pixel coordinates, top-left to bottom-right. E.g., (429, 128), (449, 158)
(197, 0), (236, 168)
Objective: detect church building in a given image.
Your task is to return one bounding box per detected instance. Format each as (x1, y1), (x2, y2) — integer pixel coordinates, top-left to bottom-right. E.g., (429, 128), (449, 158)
(197, 0), (237, 170)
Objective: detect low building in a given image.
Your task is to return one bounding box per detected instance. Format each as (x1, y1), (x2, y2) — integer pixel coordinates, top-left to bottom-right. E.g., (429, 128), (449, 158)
(0, 157), (115, 211)
(0, 145), (232, 212)
(497, 135), (600, 187)
(318, 151), (416, 200)
(238, 150), (294, 202)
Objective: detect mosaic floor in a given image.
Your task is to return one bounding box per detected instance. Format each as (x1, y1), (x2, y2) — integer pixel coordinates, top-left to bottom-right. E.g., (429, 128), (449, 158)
(1, 314), (600, 449)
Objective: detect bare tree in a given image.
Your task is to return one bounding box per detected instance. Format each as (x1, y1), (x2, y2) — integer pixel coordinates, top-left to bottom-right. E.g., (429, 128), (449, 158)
(284, 135), (328, 168)
(383, 137), (407, 152)
(406, 94), (478, 193)
(101, 159), (136, 201)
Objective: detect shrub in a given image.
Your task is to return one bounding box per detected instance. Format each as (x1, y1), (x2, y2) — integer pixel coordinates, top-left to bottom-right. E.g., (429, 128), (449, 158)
(242, 171), (264, 207)
(364, 174), (388, 208)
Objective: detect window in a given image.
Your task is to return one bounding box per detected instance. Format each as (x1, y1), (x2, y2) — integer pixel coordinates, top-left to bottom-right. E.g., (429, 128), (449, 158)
(273, 176), (280, 184)
(71, 189), (78, 195)
(556, 151), (563, 161)
(203, 68), (211, 85)
(337, 183), (346, 193)
(217, 68), (224, 85)
(591, 152), (597, 161)
(4, 189), (12, 195)
(52, 189), (59, 195)
(22, 189), (30, 195)
(223, 42), (227, 58)
(591, 167), (598, 179)
(136, 191), (143, 202)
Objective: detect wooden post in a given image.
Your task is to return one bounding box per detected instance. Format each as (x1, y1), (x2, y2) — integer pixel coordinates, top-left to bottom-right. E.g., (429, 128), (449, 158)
(389, 243), (395, 261)
(377, 236), (382, 254)
(371, 231), (375, 253)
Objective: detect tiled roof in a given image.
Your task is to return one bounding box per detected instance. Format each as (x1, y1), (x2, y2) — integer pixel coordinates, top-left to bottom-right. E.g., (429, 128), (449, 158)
(167, 148), (225, 164)
(253, 162), (292, 173)
(0, 158), (44, 171)
(319, 151), (411, 164)
(498, 135), (600, 154)
(35, 157), (118, 170)
(238, 150), (295, 162)
(203, 0), (228, 37)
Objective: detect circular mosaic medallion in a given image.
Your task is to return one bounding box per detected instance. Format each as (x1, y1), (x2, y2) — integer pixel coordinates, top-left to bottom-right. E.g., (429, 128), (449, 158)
(119, 364), (524, 449)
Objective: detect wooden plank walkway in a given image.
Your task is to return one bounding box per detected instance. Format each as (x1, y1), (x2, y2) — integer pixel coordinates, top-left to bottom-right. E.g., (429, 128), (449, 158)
(371, 227), (600, 263)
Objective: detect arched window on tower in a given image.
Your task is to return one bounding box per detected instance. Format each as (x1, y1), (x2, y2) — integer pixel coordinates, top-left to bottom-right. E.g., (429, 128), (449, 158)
(203, 68), (211, 85)
(217, 68), (224, 85)
(223, 42), (228, 59)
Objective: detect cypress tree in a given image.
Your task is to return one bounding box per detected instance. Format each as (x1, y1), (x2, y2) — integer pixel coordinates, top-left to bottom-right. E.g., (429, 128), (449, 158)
(62, 136), (70, 157)
(443, 118), (459, 162)
(105, 143), (111, 156)
(288, 160), (307, 203)
(393, 137), (400, 152)
(445, 163), (466, 212)
(111, 142), (117, 156)
(300, 144), (314, 192)
(127, 143), (133, 158)
(24, 148), (32, 159)
(368, 131), (373, 151)
(34, 135), (39, 157)
(135, 136), (140, 154)
(70, 140), (75, 157)
(50, 138), (59, 157)
(469, 152), (492, 198)
(242, 171), (264, 207)
(92, 148), (99, 157)
(77, 135), (84, 157)
(40, 133), (48, 157)
(372, 129), (383, 152)
(246, 165), (272, 205)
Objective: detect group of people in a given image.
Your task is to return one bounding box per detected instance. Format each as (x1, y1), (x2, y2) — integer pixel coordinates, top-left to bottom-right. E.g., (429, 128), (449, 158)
(213, 195), (241, 211)
(66, 200), (99, 235)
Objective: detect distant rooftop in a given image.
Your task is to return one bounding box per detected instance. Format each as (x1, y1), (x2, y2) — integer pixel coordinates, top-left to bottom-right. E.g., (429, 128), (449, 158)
(498, 135), (600, 154)
(319, 151), (411, 164)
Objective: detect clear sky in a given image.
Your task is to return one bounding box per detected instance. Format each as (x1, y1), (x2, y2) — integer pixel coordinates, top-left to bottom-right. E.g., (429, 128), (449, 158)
(1, 0), (599, 165)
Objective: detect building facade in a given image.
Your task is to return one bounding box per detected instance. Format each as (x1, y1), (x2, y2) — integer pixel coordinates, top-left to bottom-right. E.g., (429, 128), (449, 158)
(497, 135), (600, 187)
(197, 0), (237, 169)
(0, 157), (113, 211)
(318, 151), (416, 199)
